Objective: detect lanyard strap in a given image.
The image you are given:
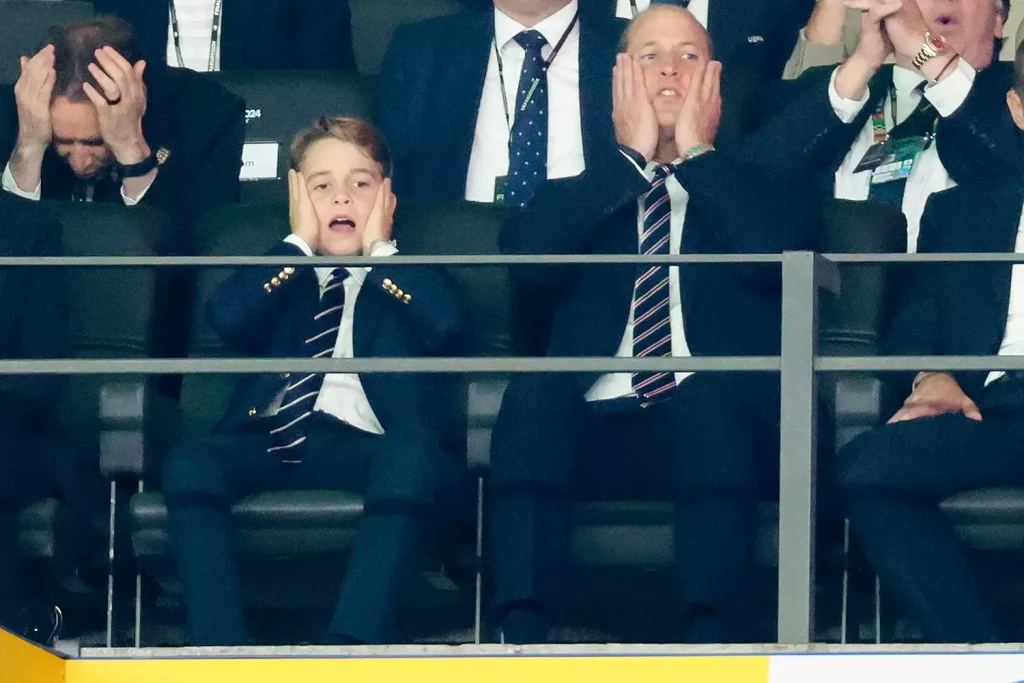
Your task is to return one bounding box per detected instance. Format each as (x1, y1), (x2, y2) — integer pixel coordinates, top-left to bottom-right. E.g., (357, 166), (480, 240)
(169, 0), (224, 72)
(494, 10), (579, 136)
(871, 84), (939, 145)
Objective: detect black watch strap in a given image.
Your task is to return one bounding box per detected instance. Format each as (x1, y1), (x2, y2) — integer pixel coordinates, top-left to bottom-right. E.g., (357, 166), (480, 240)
(115, 148), (169, 178)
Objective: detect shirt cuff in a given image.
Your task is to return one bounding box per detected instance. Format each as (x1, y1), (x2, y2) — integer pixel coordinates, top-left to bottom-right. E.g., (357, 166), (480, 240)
(923, 58), (976, 118)
(120, 175), (157, 206)
(2, 162), (41, 201)
(283, 234), (314, 256)
(367, 241), (398, 257)
(828, 65), (870, 124)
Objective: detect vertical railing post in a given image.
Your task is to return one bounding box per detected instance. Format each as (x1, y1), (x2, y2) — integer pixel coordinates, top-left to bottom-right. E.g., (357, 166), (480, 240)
(777, 251), (838, 644)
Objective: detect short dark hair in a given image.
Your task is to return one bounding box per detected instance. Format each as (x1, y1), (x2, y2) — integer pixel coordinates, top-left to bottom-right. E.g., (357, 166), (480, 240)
(997, 0), (1012, 56)
(42, 15), (140, 104)
(289, 116), (393, 178)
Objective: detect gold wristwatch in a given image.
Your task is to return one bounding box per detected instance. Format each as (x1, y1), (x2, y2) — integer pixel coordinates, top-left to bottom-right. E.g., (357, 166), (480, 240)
(912, 31), (950, 70)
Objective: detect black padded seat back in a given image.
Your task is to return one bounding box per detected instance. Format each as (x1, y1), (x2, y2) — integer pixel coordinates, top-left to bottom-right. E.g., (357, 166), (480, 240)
(349, 0), (463, 75)
(45, 201), (166, 440)
(819, 198), (907, 357)
(205, 70), (377, 205)
(397, 201), (511, 457)
(396, 201), (512, 358)
(0, 1), (95, 84)
(180, 203), (289, 437)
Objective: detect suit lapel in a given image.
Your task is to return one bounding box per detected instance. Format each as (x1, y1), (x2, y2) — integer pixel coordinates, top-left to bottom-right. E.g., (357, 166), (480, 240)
(445, 13), (494, 194)
(578, 18), (616, 168)
(985, 185), (1024, 336)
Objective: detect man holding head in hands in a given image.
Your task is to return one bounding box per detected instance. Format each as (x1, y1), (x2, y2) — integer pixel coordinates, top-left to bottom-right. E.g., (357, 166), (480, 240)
(488, 3), (819, 644)
(0, 15), (243, 237)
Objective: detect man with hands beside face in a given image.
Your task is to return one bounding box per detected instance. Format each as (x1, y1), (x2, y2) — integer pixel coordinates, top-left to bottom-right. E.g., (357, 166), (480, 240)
(488, 5), (819, 644)
(1, 16), (243, 240)
(751, 0), (1018, 253)
(161, 117), (469, 646)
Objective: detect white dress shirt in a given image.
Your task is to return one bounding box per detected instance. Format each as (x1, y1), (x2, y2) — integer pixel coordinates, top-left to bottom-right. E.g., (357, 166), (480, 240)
(2, 162), (154, 205)
(829, 61), (976, 253)
(166, 0), (222, 72)
(615, 0), (710, 27)
(986, 206), (1024, 386)
(464, 1), (585, 203)
(282, 235), (400, 435)
(587, 156), (694, 402)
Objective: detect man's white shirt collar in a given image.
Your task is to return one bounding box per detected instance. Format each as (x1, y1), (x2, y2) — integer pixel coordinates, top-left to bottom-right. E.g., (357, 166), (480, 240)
(494, 0), (579, 50)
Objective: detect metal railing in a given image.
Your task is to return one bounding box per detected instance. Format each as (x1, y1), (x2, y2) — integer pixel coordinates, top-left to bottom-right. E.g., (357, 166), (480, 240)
(4, 250), (1024, 646)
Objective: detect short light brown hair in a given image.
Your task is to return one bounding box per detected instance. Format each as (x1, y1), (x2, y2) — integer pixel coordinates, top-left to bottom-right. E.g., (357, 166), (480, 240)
(289, 116), (393, 178)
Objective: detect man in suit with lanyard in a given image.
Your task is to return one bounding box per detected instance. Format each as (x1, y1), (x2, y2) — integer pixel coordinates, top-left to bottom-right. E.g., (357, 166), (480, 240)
(605, 0), (815, 81)
(837, 40), (1024, 643)
(748, 0), (1018, 254)
(378, 0), (622, 205)
(488, 4), (820, 644)
(93, 0), (356, 72)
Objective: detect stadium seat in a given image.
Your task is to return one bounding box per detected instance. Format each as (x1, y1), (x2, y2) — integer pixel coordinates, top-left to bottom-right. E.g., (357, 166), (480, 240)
(127, 200), (507, 645)
(0, 1), (95, 84)
(827, 205), (1024, 641)
(17, 201), (172, 644)
(463, 198), (906, 643)
(204, 70), (377, 205)
(348, 0), (464, 76)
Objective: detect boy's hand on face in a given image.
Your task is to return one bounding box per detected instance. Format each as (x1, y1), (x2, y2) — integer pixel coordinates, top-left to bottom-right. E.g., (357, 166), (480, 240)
(288, 169), (320, 252)
(362, 178), (397, 253)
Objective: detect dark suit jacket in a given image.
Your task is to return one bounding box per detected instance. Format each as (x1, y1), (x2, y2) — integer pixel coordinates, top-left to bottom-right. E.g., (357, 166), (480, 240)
(0, 196), (69, 432)
(589, 0), (815, 81)
(93, 0), (356, 72)
(378, 10), (623, 201)
(207, 241), (468, 436)
(747, 62), (1024, 188)
(884, 179), (1024, 409)
(0, 64), (244, 247)
(500, 143), (820, 391)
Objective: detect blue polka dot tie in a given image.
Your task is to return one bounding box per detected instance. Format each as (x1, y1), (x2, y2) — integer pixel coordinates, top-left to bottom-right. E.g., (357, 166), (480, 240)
(506, 30), (549, 208)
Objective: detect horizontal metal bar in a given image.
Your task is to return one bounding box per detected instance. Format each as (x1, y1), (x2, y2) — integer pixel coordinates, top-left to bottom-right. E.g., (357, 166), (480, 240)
(823, 253), (1024, 264)
(0, 356), (782, 375)
(0, 254), (784, 267)
(816, 356), (1024, 372)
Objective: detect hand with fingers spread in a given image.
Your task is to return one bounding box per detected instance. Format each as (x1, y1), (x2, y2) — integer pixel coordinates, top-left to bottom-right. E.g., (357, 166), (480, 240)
(362, 178), (397, 253)
(13, 45), (56, 154)
(887, 372), (983, 424)
(674, 60), (722, 155)
(613, 53), (660, 163)
(82, 46), (150, 164)
(873, 0), (932, 64)
(288, 169), (320, 252)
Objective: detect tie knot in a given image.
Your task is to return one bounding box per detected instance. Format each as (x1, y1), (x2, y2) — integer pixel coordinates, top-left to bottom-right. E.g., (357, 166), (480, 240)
(515, 30), (547, 55)
(330, 267), (349, 284)
(653, 164), (672, 180)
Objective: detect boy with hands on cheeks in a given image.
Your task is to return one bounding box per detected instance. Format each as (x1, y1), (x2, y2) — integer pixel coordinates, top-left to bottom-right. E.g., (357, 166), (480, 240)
(160, 117), (469, 648)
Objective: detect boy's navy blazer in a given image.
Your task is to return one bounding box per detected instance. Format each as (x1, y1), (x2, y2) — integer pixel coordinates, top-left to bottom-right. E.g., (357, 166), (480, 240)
(207, 240), (468, 436)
